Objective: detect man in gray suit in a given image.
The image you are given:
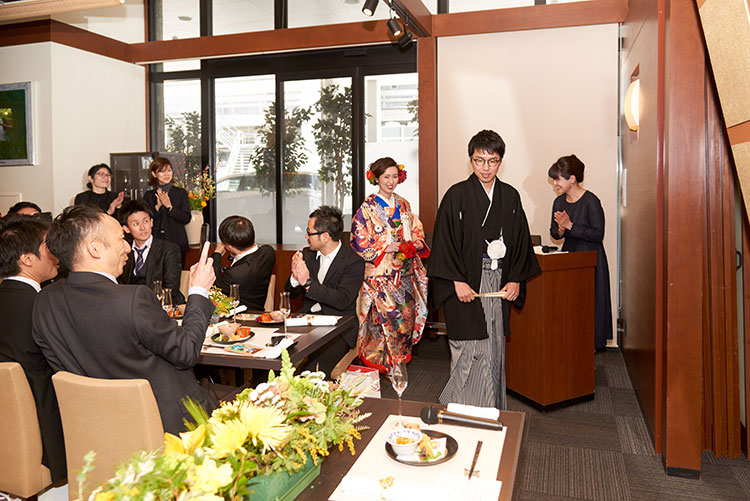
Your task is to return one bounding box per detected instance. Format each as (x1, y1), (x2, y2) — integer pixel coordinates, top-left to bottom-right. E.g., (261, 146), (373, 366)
(32, 205), (217, 434)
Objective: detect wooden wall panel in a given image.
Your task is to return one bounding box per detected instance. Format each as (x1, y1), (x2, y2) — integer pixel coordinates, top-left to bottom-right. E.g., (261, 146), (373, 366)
(417, 36), (437, 234)
(620, 0), (662, 453)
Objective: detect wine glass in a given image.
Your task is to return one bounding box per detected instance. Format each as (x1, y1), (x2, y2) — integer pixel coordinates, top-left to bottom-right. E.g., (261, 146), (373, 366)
(279, 291), (291, 332)
(152, 281), (163, 304)
(390, 357), (408, 428)
(229, 283), (240, 323)
(161, 288), (173, 315)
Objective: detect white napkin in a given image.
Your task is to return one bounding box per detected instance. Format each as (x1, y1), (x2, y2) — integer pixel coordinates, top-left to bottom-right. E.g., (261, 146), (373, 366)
(333, 475), (501, 501)
(446, 403), (500, 421)
(256, 338), (295, 359)
(284, 314), (339, 326)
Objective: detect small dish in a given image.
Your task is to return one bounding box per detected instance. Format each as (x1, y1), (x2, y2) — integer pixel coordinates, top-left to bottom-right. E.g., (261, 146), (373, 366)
(385, 428), (422, 457)
(210, 326), (253, 345)
(385, 430), (458, 466)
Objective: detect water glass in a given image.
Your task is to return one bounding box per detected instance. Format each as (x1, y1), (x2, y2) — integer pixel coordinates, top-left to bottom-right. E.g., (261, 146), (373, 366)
(161, 288), (173, 314)
(229, 283), (240, 322)
(390, 357), (408, 428)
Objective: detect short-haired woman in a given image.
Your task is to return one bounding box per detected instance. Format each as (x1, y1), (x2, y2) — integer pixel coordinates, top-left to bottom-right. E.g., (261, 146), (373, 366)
(74, 164), (124, 215)
(350, 157), (429, 373)
(549, 154), (612, 350)
(143, 157), (191, 263)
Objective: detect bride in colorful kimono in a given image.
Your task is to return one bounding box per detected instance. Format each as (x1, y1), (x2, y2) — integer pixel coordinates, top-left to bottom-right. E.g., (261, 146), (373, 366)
(350, 157), (430, 373)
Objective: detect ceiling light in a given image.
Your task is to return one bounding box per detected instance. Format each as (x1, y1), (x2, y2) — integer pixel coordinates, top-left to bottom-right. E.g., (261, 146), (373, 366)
(387, 18), (402, 37)
(178, 15), (192, 21)
(362, 0), (378, 16)
(397, 30), (413, 49)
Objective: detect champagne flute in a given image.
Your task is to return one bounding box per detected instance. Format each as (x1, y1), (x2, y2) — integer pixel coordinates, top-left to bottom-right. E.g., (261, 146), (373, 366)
(229, 283), (240, 323)
(279, 291), (291, 332)
(152, 280), (163, 304)
(161, 288), (173, 315)
(390, 357), (408, 428)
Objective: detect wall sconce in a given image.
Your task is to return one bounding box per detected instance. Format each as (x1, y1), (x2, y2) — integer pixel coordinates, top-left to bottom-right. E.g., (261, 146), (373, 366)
(624, 79), (640, 132)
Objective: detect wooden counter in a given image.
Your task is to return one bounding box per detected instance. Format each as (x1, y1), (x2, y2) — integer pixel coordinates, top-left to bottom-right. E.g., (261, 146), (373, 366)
(506, 250), (597, 410)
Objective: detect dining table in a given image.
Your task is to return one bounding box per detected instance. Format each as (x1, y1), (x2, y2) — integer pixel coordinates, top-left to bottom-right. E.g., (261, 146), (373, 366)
(198, 314), (356, 371)
(296, 398), (526, 501)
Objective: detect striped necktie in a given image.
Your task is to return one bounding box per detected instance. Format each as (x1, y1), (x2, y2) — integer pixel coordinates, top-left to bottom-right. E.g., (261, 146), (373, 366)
(134, 246), (147, 277)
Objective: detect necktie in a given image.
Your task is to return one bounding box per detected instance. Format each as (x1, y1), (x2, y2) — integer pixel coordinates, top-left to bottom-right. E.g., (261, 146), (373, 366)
(134, 246), (147, 277)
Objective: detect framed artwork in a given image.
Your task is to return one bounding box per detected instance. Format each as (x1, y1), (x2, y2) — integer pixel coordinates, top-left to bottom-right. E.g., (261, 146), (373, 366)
(0, 82), (33, 166)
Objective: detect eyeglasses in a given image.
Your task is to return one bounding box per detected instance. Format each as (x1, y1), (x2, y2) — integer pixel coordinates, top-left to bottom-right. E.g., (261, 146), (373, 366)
(471, 157), (501, 167)
(95, 172), (111, 178)
(306, 229), (324, 237)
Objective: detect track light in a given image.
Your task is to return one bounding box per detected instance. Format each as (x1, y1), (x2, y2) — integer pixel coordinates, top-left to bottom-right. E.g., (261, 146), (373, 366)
(397, 30), (413, 48)
(387, 18), (402, 37)
(362, 0), (379, 16)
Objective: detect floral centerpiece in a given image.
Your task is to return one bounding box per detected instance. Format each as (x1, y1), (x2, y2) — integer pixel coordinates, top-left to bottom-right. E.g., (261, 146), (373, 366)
(84, 350), (371, 501)
(176, 165), (216, 211)
(209, 286), (233, 317)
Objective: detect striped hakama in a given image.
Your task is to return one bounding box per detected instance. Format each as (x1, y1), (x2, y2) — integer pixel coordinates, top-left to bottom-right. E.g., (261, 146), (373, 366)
(439, 258), (506, 410)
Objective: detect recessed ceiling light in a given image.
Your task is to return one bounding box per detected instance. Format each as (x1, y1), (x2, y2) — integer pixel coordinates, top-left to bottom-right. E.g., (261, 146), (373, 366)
(178, 15), (192, 21)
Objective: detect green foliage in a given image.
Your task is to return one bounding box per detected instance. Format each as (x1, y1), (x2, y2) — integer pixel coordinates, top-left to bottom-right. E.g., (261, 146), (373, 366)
(312, 84), (352, 209)
(165, 111), (202, 174)
(250, 102), (312, 194)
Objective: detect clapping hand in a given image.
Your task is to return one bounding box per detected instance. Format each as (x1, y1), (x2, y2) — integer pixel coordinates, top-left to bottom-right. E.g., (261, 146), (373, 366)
(554, 210), (572, 233)
(188, 242), (216, 291)
(155, 188), (173, 210)
(108, 191), (125, 215)
(291, 251), (310, 285)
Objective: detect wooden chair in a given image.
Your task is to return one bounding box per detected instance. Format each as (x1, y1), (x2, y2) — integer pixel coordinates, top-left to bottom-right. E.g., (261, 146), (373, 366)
(0, 362), (53, 501)
(51, 372), (164, 500)
(264, 273), (276, 311)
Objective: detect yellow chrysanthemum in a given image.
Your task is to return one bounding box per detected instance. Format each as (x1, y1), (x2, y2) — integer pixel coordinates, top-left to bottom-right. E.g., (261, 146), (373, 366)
(94, 492), (114, 501)
(192, 494), (224, 501)
(164, 424), (206, 455)
(239, 403), (292, 453)
(189, 458), (234, 494)
(209, 419), (249, 458)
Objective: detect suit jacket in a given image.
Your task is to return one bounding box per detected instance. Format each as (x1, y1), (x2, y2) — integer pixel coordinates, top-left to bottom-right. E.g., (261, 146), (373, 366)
(0, 280), (66, 481)
(120, 237), (185, 304)
(285, 244), (365, 348)
(144, 186), (191, 252)
(212, 245), (275, 311)
(32, 272), (216, 434)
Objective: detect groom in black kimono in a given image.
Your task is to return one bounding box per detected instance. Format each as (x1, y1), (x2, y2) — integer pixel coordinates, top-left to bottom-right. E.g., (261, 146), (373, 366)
(428, 129), (540, 409)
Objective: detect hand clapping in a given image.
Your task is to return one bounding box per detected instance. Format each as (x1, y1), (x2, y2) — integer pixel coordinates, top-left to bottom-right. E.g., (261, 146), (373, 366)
(291, 251), (310, 285)
(188, 242), (216, 291)
(155, 188), (172, 210)
(554, 210), (572, 232)
(108, 191), (125, 215)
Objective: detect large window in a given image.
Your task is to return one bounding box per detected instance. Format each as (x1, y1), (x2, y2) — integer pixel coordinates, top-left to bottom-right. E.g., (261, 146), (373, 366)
(151, 46), (416, 244)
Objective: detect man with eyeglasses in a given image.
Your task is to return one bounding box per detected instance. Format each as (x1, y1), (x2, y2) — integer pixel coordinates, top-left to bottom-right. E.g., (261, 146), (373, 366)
(285, 205), (365, 377)
(428, 129), (540, 410)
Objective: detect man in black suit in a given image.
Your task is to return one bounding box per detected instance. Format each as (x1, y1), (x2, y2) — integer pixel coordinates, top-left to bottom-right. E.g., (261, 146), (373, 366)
(118, 200), (185, 303)
(286, 206), (365, 376)
(0, 216), (66, 482)
(32, 205), (218, 434)
(212, 215), (275, 311)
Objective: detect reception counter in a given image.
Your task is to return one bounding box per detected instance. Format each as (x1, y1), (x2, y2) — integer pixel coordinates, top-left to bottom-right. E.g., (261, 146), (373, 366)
(506, 250), (597, 411)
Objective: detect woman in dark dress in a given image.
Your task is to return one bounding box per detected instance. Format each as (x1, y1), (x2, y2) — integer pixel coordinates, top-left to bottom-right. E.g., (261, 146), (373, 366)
(549, 154), (613, 350)
(143, 157), (191, 264)
(74, 164), (124, 215)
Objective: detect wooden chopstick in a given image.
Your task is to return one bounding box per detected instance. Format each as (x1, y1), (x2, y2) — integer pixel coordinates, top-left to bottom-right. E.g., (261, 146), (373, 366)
(468, 440), (483, 479)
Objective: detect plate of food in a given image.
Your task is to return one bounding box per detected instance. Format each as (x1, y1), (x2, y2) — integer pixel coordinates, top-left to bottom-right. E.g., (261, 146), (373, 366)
(210, 324), (254, 345)
(256, 311), (286, 324)
(385, 429), (458, 466)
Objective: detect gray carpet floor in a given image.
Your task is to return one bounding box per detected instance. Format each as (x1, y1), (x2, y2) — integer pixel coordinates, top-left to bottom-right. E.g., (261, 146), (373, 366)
(378, 335), (750, 500)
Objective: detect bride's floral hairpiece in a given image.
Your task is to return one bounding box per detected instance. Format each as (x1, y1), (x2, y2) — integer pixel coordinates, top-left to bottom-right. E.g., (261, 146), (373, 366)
(367, 164), (407, 186)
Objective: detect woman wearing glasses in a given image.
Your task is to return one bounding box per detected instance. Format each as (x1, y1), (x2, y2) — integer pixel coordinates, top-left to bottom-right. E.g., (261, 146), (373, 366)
(429, 129), (540, 410)
(549, 154), (612, 351)
(74, 163), (124, 215)
(350, 157), (430, 373)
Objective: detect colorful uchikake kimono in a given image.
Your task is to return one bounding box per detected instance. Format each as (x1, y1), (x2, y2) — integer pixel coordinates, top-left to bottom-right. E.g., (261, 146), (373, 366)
(350, 193), (430, 373)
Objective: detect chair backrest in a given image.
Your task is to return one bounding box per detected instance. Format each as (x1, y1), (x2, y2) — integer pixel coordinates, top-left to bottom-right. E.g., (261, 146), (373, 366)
(179, 270), (190, 301)
(52, 372), (164, 500)
(265, 273), (276, 312)
(0, 362), (51, 498)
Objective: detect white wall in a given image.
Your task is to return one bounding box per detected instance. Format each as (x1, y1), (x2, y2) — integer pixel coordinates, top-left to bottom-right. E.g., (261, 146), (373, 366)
(0, 42), (146, 215)
(50, 44), (147, 212)
(437, 24), (619, 343)
(0, 43), (54, 214)
(53, 0), (146, 44)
